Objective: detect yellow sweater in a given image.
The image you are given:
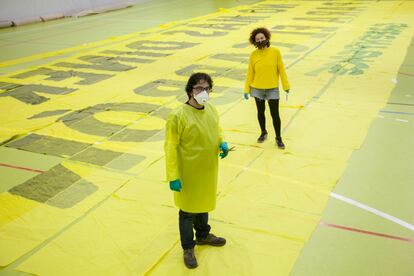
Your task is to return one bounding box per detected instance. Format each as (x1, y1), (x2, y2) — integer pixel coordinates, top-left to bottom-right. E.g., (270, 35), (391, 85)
(244, 46), (290, 93)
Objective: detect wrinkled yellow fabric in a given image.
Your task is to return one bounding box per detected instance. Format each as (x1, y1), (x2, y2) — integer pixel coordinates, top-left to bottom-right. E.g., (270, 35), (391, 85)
(245, 46), (290, 93)
(164, 102), (222, 213)
(0, 0), (413, 275)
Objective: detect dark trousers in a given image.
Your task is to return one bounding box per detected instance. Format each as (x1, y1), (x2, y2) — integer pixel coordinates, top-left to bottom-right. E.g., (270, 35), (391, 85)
(254, 97), (281, 139)
(179, 210), (211, 250)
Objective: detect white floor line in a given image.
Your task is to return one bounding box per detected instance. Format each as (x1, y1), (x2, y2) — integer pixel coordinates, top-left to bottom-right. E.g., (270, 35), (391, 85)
(396, 118), (409, 122)
(330, 192), (414, 232)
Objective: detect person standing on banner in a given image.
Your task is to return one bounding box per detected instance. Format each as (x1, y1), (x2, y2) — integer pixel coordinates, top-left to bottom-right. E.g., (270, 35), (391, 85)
(244, 27), (291, 149)
(164, 72), (229, 269)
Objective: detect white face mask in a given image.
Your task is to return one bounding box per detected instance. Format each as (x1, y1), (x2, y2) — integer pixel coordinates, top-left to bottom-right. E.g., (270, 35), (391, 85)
(193, 90), (209, 105)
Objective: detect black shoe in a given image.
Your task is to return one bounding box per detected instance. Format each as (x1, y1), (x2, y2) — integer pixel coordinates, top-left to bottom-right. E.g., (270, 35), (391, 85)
(183, 248), (198, 269)
(276, 138), (285, 149)
(257, 133), (268, 143)
(196, 233), (226, 247)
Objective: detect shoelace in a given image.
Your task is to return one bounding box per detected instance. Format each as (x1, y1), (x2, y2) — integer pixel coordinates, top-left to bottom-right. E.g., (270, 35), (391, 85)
(185, 249), (195, 258)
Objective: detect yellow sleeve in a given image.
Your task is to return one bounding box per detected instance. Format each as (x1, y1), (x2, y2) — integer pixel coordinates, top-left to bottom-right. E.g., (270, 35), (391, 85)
(218, 126), (224, 145)
(164, 111), (181, 181)
(210, 104), (224, 144)
(277, 49), (290, 91)
(244, 53), (254, 93)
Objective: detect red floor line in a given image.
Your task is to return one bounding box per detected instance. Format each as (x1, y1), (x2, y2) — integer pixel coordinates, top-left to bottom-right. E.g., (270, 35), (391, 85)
(0, 163), (44, 174)
(320, 222), (414, 244)
(398, 71), (414, 77)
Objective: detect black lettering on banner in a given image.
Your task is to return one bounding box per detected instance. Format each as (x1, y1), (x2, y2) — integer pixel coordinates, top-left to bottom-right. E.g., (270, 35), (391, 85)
(134, 78), (242, 106)
(273, 42), (309, 53)
(293, 17), (351, 23)
(162, 30), (228, 37)
(187, 23), (244, 31)
(307, 10), (359, 16)
(271, 25), (337, 38)
(6, 132), (144, 208)
(55, 55), (136, 72)
(317, 6), (364, 12)
(231, 41), (309, 53)
(238, 8), (287, 14)
(232, 42), (250, 48)
(294, 2), (367, 24)
(176, 64), (245, 81)
(9, 164), (97, 208)
(239, 3), (297, 14)
(134, 79), (186, 97)
(0, 81), (76, 105)
(126, 40), (199, 51)
(12, 67), (113, 85)
(210, 53), (249, 63)
(7, 133), (91, 157)
(29, 110), (70, 119)
(323, 2), (365, 7)
(55, 102), (170, 142)
(207, 15), (268, 23)
(7, 131), (146, 168)
(307, 23), (408, 76)
(101, 50), (171, 58)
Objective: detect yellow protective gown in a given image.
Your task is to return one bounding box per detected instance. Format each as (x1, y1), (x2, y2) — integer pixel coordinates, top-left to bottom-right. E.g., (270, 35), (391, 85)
(164, 102), (222, 213)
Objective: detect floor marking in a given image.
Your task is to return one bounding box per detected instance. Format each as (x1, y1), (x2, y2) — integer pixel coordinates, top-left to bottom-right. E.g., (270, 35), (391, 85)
(0, 162), (44, 174)
(380, 110), (414, 116)
(320, 222), (414, 244)
(387, 102), (414, 107)
(330, 192), (414, 232)
(399, 71), (414, 78)
(396, 118), (409, 123)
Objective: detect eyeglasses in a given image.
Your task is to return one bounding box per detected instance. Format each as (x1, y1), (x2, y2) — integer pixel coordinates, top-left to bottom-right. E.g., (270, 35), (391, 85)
(193, 86), (211, 93)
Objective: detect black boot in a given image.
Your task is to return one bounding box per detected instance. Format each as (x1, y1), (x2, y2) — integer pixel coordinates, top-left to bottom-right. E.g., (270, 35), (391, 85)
(196, 233), (226, 247)
(276, 137), (285, 149)
(183, 248), (198, 269)
(257, 132), (268, 143)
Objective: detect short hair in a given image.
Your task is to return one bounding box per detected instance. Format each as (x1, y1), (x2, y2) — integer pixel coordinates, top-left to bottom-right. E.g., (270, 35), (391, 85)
(185, 72), (213, 97)
(249, 27), (271, 46)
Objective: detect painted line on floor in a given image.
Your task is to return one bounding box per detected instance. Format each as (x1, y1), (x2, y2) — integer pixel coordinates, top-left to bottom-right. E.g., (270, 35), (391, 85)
(320, 222), (414, 244)
(0, 162), (44, 173)
(398, 71), (414, 78)
(396, 118), (409, 123)
(387, 102), (414, 107)
(380, 110), (414, 116)
(330, 192), (414, 232)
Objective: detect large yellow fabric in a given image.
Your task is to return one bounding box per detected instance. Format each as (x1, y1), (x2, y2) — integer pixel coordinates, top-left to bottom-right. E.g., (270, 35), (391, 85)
(0, 0), (413, 275)
(244, 46), (290, 93)
(164, 102), (222, 213)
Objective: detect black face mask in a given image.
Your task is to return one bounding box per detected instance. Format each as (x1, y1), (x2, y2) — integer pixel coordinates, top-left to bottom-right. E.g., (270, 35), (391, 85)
(255, 40), (268, 49)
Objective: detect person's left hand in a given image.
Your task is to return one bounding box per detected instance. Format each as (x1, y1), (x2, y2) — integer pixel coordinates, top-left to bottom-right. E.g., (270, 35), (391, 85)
(219, 142), (229, 159)
(285, 89), (290, 101)
(169, 179), (182, 192)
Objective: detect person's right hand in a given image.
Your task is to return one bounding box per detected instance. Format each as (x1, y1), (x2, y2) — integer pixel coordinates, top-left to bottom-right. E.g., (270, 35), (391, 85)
(244, 93), (249, 100)
(169, 179), (181, 192)
(219, 142), (229, 159)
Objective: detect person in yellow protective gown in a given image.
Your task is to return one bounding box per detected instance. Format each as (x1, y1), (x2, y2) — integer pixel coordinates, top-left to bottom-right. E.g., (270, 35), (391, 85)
(164, 72), (229, 269)
(244, 27), (290, 149)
